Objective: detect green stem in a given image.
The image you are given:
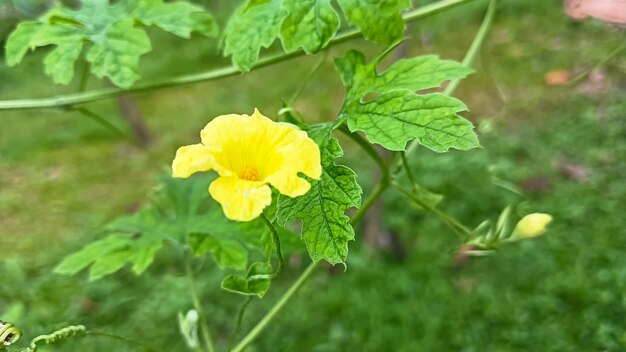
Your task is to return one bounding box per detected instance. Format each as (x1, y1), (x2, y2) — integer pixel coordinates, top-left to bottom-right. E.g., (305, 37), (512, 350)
(260, 213), (283, 276)
(403, 0), (497, 160)
(393, 183), (473, 240)
(78, 61), (90, 92)
(75, 107), (128, 138)
(350, 180), (388, 226)
(443, 0), (497, 96)
(387, 0), (496, 242)
(229, 143), (392, 351)
(567, 40), (625, 85)
(339, 126), (388, 177)
(230, 261), (320, 352)
(400, 152), (417, 189)
(0, 0), (479, 112)
(184, 253), (215, 352)
(227, 297), (254, 351)
(287, 53), (327, 106)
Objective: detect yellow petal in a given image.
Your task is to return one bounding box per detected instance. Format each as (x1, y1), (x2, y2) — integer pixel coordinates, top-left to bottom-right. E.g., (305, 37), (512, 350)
(200, 112), (276, 177)
(200, 113), (254, 152)
(264, 125), (322, 197)
(172, 144), (216, 178)
(199, 109), (322, 196)
(265, 172), (313, 197)
(209, 176), (272, 221)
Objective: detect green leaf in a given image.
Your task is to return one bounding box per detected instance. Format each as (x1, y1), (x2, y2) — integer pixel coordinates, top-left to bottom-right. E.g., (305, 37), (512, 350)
(337, 0), (410, 45)
(221, 262), (272, 298)
(113, 176), (263, 268)
(335, 50), (479, 152)
(4, 0), (217, 87)
(279, 0), (339, 54)
(5, 21), (43, 66)
(86, 19), (152, 88)
(277, 124), (362, 264)
(188, 233), (248, 270)
(335, 50), (474, 99)
(131, 0), (218, 38)
(345, 91), (478, 152)
(54, 234), (164, 281)
(55, 174), (270, 280)
(223, 0), (288, 71)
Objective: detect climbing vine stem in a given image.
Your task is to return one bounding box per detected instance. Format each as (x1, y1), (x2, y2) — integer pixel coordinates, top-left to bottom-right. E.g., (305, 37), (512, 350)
(0, 0), (479, 111)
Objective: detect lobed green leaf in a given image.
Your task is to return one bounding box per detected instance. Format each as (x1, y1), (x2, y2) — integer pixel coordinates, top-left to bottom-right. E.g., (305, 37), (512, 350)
(345, 92), (478, 152)
(54, 175), (268, 280)
(54, 234), (164, 281)
(4, 0), (217, 88)
(277, 124), (362, 264)
(54, 235), (129, 276)
(335, 50), (479, 152)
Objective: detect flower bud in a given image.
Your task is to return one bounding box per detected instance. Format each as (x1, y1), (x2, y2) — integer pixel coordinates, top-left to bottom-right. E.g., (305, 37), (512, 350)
(511, 213), (553, 239)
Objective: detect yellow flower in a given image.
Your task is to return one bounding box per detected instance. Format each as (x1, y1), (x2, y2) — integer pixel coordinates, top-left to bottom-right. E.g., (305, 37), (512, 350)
(511, 213), (553, 239)
(172, 109), (322, 221)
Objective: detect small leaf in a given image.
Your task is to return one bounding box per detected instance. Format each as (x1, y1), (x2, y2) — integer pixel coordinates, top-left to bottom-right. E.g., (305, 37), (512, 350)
(345, 92), (479, 152)
(86, 19), (152, 88)
(277, 124), (362, 264)
(221, 262), (272, 298)
(188, 233), (248, 270)
(280, 0), (339, 54)
(54, 235), (128, 275)
(337, 0), (411, 45)
(223, 0), (288, 71)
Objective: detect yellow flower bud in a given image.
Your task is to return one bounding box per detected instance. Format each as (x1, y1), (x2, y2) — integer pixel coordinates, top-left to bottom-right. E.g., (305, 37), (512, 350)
(511, 213), (553, 239)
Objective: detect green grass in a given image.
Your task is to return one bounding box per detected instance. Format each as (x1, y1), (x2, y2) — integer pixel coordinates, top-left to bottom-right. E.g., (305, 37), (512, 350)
(1, 0), (626, 351)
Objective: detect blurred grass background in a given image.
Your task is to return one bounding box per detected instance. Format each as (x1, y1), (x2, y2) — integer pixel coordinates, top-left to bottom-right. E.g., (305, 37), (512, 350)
(1, 0), (626, 351)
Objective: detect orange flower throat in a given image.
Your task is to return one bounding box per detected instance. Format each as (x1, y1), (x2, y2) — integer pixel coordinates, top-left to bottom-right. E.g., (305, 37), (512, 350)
(239, 165), (260, 181)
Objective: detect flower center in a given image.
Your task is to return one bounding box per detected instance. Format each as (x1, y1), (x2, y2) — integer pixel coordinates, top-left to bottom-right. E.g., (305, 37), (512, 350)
(239, 165), (260, 181)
